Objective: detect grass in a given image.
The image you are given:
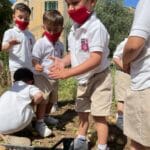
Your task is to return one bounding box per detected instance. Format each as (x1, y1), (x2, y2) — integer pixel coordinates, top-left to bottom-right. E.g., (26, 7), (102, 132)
(58, 77), (77, 101)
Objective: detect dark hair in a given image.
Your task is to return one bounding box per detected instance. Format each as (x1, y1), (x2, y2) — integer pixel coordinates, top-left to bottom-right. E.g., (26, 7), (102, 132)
(13, 3), (31, 15)
(43, 10), (64, 30)
(14, 68), (34, 83)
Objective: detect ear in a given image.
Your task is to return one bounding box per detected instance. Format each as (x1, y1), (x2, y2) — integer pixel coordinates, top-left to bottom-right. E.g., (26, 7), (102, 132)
(91, 0), (96, 7)
(42, 24), (46, 30)
(12, 14), (15, 21)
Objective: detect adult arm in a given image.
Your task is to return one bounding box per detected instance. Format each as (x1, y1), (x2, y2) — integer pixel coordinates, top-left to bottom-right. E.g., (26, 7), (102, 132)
(123, 36), (145, 72)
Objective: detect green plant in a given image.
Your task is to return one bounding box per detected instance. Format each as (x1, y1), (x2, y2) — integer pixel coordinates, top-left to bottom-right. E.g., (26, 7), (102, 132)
(95, 0), (133, 57)
(0, 51), (10, 94)
(58, 78), (77, 101)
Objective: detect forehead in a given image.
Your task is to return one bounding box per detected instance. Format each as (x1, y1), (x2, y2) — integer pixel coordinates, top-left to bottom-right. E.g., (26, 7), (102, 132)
(65, 0), (90, 5)
(14, 10), (30, 17)
(65, 0), (81, 3)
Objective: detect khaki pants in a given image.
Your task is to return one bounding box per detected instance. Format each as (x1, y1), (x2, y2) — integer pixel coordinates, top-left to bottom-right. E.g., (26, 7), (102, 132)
(115, 70), (130, 102)
(124, 88), (150, 147)
(34, 74), (58, 103)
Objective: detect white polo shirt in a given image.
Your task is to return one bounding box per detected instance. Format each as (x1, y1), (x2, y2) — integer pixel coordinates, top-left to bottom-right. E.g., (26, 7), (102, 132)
(113, 38), (128, 59)
(68, 12), (110, 84)
(0, 81), (41, 134)
(128, 0), (150, 90)
(32, 36), (64, 76)
(2, 26), (35, 72)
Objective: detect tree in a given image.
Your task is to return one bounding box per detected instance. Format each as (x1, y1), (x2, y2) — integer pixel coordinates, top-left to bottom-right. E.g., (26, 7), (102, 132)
(0, 0), (12, 86)
(95, 0), (134, 57)
(0, 0), (12, 47)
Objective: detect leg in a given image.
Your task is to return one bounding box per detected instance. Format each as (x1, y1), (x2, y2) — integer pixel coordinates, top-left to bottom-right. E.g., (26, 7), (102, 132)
(45, 100), (53, 115)
(78, 112), (89, 136)
(44, 100), (59, 125)
(130, 140), (145, 150)
(70, 112), (89, 150)
(34, 101), (52, 137)
(94, 116), (108, 145)
(117, 101), (124, 115)
(36, 100), (47, 120)
(116, 102), (124, 130)
(46, 80), (58, 114)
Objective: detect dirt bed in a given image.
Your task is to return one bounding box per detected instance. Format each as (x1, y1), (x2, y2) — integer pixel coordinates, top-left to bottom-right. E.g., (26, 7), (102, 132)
(0, 100), (130, 150)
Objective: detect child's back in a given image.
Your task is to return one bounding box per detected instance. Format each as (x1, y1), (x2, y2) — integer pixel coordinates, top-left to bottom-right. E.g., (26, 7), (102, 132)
(0, 68), (42, 134)
(0, 81), (35, 134)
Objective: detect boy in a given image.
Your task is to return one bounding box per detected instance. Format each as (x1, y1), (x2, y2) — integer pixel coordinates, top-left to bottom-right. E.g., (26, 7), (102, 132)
(0, 68), (52, 137)
(113, 38), (130, 130)
(1, 3), (35, 82)
(50, 0), (112, 149)
(123, 0), (150, 149)
(32, 10), (64, 127)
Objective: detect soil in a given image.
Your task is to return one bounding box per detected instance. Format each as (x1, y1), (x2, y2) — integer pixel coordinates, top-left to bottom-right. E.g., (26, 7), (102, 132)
(0, 100), (130, 150)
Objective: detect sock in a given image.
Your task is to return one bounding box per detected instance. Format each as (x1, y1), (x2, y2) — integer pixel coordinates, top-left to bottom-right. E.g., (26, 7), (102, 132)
(118, 114), (123, 119)
(77, 135), (86, 140)
(98, 144), (107, 150)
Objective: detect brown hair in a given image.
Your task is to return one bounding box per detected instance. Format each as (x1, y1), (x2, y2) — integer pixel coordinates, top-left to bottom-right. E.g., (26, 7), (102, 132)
(43, 10), (64, 31)
(13, 3), (31, 15)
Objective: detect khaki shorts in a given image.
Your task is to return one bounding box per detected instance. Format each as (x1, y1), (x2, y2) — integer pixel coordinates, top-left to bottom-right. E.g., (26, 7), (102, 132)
(34, 74), (58, 103)
(115, 70), (130, 102)
(124, 88), (150, 147)
(76, 68), (112, 116)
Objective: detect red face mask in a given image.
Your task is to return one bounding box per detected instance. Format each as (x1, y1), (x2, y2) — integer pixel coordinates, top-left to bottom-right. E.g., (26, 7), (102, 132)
(68, 6), (91, 25)
(44, 31), (61, 43)
(15, 19), (29, 30)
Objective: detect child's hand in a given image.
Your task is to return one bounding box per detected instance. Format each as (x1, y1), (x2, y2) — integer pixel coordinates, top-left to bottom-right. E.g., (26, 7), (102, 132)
(35, 64), (43, 72)
(48, 56), (65, 71)
(49, 68), (71, 79)
(9, 39), (21, 46)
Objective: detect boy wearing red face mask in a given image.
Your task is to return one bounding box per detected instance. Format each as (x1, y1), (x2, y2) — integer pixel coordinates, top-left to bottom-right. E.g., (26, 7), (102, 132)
(49, 0), (112, 150)
(32, 10), (64, 134)
(1, 3), (35, 83)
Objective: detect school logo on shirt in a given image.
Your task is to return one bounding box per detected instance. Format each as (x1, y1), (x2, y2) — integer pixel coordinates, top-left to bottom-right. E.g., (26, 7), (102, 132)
(81, 38), (89, 52)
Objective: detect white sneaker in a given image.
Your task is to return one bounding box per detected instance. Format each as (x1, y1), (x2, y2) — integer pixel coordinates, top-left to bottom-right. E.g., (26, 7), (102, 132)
(44, 116), (59, 126)
(35, 121), (52, 137)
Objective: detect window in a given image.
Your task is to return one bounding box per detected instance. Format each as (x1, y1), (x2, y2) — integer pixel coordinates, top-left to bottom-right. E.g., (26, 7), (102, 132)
(45, 1), (58, 11)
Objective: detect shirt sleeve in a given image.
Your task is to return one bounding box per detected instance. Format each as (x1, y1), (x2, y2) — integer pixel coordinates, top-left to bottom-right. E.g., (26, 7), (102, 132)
(2, 30), (12, 45)
(113, 39), (127, 59)
(88, 24), (110, 53)
(32, 40), (42, 61)
(130, 0), (150, 39)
